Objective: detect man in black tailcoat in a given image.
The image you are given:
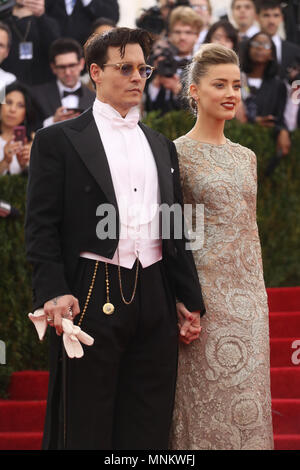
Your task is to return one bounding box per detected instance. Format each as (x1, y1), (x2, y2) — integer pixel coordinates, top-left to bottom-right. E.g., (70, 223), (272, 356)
(25, 27), (205, 450)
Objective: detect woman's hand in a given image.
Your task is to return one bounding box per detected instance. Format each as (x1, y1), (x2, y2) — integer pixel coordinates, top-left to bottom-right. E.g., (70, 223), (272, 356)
(16, 138), (32, 169)
(3, 139), (22, 165)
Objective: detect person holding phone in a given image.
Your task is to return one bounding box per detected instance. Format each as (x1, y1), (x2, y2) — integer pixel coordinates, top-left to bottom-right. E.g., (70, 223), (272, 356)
(0, 81), (39, 175)
(33, 38), (95, 128)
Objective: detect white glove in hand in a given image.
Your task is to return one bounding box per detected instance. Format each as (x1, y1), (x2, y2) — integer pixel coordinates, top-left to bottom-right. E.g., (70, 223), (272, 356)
(28, 309), (94, 358)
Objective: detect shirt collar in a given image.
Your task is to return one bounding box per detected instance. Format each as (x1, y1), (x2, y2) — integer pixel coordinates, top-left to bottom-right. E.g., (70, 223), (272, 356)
(93, 98), (140, 124)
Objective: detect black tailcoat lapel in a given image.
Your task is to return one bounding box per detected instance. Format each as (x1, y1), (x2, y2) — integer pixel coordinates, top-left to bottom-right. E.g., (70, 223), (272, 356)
(62, 108), (174, 209)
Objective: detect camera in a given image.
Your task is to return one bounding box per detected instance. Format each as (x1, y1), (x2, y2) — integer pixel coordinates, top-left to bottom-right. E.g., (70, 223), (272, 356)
(136, 6), (166, 36)
(150, 42), (179, 77)
(0, 0), (15, 20)
(136, 0), (191, 36)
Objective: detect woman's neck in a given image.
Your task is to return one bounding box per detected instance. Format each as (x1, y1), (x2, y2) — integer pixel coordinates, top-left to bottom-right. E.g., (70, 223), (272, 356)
(248, 63), (266, 79)
(186, 112), (226, 145)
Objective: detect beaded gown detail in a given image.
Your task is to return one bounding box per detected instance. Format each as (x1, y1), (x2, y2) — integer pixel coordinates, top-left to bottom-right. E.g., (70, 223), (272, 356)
(170, 136), (274, 450)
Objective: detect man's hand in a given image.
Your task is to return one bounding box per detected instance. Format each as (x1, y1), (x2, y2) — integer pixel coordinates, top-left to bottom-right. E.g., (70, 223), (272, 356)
(21, 0), (45, 17)
(176, 302), (201, 345)
(53, 106), (80, 123)
(44, 294), (80, 336)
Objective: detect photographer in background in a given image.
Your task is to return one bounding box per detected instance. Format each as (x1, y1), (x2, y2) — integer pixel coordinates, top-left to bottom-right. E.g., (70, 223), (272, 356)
(1, 0), (60, 86)
(144, 6), (202, 115)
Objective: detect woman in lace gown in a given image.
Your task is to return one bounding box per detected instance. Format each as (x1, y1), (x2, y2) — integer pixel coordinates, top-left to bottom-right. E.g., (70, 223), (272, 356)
(170, 44), (274, 450)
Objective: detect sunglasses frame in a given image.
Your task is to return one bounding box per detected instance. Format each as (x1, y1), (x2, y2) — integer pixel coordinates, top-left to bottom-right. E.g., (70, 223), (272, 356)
(102, 62), (155, 79)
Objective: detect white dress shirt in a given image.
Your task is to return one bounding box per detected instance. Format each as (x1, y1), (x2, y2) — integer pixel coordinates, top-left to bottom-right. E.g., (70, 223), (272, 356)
(272, 34), (282, 64)
(284, 82), (299, 131)
(43, 79), (82, 127)
(80, 99), (162, 269)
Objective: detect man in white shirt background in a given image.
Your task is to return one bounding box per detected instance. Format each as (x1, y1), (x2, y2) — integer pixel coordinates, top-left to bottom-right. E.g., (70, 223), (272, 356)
(190, 0), (213, 53)
(32, 38), (95, 127)
(231, 0), (259, 40)
(256, 0), (300, 79)
(0, 22), (16, 94)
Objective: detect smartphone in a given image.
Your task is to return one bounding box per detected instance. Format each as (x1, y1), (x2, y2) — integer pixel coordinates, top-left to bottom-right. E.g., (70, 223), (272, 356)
(66, 108), (83, 115)
(13, 126), (26, 144)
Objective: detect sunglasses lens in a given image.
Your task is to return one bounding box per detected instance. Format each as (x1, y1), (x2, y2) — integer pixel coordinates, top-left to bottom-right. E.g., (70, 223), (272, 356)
(140, 66), (153, 78)
(120, 64), (134, 76)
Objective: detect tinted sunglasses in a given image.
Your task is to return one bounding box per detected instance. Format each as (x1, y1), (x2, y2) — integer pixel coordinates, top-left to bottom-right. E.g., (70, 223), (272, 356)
(102, 62), (155, 79)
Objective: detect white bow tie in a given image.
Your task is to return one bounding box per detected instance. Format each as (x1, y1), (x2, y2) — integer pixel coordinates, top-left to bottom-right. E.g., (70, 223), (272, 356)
(111, 113), (140, 129)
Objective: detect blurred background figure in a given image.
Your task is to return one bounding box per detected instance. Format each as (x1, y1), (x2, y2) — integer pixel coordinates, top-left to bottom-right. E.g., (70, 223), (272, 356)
(90, 17), (117, 36)
(45, 0), (119, 46)
(239, 32), (291, 156)
(0, 21), (16, 88)
(1, 0), (60, 86)
(0, 81), (39, 175)
(33, 38), (95, 127)
(204, 19), (239, 53)
(231, 0), (259, 40)
(256, 0), (300, 79)
(189, 0), (213, 53)
(283, 0), (300, 45)
(283, 58), (300, 133)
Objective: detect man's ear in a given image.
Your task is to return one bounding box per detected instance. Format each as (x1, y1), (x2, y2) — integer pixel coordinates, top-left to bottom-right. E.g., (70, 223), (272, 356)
(90, 63), (103, 85)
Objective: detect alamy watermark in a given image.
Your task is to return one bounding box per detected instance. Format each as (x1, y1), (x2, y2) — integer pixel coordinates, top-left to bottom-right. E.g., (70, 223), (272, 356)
(291, 80), (300, 105)
(0, 340), (6, 365)
(95, 202), (204, 251)
(291, 340), (300, 365)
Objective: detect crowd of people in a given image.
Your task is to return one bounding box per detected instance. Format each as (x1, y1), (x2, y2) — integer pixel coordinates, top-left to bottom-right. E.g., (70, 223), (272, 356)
(0, 0), (299, 176)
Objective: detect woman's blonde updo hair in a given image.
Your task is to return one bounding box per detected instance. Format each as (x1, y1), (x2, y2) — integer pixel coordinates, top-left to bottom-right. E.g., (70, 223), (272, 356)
(185, 43), (240, 114)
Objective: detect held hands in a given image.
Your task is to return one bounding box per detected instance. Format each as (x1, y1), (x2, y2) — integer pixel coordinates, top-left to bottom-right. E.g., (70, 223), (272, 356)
(44, 294), (80, 336)
(176, 302), (202, 345)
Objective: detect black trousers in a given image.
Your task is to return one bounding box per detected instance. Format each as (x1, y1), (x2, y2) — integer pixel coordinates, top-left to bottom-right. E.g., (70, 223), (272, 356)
(62, 258), (178, 450)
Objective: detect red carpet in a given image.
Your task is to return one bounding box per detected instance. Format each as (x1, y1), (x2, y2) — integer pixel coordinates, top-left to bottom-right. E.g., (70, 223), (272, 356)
(0, 287), (299, 450)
